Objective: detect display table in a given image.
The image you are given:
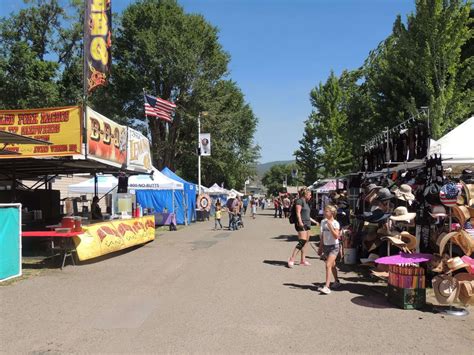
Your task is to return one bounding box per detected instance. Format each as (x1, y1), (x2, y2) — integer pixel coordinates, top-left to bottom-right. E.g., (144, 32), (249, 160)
(22, 231), (81, 269)
(154, 212), (176, 226)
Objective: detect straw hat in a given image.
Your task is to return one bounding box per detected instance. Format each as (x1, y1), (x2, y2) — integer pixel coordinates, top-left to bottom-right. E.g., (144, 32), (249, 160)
(374, 188), (394, 202)
(452, 229), (474, 256)
(454, 273), (474, 305)
(437, 231), (459, 256)
(452, 205), (471, 226)
(390, 206), (416, 222)
(393, 184), (415, 202)
(432, 274), (460, 305)
(428, 253), (449, 273)
(461, 255), (474, 274)
(400, 231), (417, 250)
(447, 257), (471, 273)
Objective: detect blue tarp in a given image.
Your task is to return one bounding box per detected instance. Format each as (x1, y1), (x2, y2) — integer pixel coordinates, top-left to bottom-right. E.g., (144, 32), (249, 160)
(161, 167), (197, 223)
(136, 190), (186, 224)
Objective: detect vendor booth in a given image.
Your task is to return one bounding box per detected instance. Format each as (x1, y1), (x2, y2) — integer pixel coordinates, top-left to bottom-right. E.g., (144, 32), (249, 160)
(0, 106), (157, 267)
(161, 167), (197, 224)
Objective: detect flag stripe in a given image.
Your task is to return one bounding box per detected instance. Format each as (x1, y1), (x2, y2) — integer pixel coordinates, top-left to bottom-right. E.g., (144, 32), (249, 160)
(144, 94), (175, 122)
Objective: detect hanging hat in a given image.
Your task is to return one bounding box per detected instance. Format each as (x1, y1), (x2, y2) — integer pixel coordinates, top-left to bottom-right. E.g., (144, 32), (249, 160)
(432, 274), (460, 305)
(400, 231), (417, 250)
(390, 206), (417, 222)
(447, 257), (471, 273)
(452, 205), (471, 226)
(374, 188), (394, 202)
(429, 205), (447, 219)
(437, 231), (459, 256)
(428, 254), (449, 273)
(454, 273), (474, 305)
(393, 184), (415, 202)
(439, 182), (460, 207)
(358, 209), (392, 223)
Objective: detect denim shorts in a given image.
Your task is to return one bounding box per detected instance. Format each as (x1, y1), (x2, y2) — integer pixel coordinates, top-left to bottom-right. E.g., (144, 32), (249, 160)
(323, 244), (340, 257)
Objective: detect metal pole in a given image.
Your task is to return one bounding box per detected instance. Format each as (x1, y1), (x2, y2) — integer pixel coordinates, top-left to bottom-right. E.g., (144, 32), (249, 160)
(198, 112), (201, 195)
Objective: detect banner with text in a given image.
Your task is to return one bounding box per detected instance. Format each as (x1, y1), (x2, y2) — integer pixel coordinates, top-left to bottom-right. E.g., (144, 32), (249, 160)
(87, 106), (127, 167)
(84, 0), (112, 93)
(73, 216), (155, 261)
(127, 127), (152, 172)
(0, 106), (82, 158)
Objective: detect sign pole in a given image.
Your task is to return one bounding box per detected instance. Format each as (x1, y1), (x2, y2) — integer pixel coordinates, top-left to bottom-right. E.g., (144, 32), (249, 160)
(198, 112), (201, 195)
(82, 0), (89, 157)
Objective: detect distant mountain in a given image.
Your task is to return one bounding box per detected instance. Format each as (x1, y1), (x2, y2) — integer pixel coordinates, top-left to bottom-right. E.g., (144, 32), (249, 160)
(256, 160), (295, 177)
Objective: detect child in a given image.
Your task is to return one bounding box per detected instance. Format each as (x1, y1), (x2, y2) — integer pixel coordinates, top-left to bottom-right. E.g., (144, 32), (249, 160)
(318, 205), (341, 294)
(214, 205), (223, 230)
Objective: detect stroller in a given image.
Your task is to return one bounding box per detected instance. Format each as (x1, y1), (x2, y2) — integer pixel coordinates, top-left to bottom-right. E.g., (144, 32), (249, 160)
(230, 212), (244, 230)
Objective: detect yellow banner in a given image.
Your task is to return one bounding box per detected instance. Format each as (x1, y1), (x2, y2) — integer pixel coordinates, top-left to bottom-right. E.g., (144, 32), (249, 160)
(0, 106), (82, 158)
(73, 216), (155, 261)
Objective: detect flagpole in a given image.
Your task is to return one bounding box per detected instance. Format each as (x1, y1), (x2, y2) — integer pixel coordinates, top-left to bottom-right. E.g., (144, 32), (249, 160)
(82, 0), (89, 158)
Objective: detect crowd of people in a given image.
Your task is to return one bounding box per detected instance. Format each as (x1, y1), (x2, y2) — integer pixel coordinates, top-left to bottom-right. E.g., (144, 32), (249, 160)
(212, 195), (266, 230)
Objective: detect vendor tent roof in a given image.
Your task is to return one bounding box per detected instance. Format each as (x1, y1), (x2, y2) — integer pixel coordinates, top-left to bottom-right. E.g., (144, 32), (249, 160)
(230, 189), (244, 197)
(161, 167), (197, 192)
(429, 116), (474, 165)
(68, 176), (118, 194)
(128, 168), (183, 190)
(208, 183), (230, 195)
(313, 180), (344, 193)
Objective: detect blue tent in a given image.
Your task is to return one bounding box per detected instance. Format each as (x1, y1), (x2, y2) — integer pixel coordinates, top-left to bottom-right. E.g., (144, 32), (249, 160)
(161, 167), (197, 223)
(136, 190), (185, 224)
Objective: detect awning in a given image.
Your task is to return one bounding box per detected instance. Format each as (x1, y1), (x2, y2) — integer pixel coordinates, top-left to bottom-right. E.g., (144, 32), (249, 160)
(0, 130), (52, 145)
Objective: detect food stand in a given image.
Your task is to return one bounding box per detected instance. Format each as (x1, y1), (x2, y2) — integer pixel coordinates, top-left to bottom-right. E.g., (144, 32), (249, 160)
(0, 106), (156, 268)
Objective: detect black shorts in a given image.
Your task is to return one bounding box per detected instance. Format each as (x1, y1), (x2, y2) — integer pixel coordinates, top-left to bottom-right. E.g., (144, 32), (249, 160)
(295, 224), (311, 232)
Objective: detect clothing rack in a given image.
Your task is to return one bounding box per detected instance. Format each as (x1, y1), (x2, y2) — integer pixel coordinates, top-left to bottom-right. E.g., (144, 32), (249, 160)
(362, 110), (428, 153)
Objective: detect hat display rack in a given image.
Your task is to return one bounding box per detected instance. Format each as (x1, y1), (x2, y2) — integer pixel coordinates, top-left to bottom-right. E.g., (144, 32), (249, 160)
(434, 183), (469, 316)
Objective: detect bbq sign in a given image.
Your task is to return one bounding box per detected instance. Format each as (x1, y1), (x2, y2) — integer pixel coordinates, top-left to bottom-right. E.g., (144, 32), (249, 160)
(85, 0), (112, 93)
(87, 106), (127, 167)
(0, 106), (82, 158)
(73, 216), (155, 261)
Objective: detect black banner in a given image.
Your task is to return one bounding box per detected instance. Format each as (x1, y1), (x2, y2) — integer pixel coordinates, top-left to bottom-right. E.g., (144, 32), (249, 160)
(84, 0), (112, 93)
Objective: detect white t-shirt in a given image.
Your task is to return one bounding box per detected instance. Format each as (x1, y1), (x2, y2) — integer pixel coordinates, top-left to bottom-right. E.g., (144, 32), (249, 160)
(321, 219), (341, 246)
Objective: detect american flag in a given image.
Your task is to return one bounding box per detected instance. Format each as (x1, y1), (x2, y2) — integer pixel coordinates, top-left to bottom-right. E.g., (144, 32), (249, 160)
(144, 94), (176, 122)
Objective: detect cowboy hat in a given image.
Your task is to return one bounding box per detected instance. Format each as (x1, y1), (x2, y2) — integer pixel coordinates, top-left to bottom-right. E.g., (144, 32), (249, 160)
(454, 273), (474, 305)
(393, 184), (415, 202)
(452, 205), (471, 226)
(360, 253), (379, 264)
(437, 231), (459, 256)
(439, 182), (460, 207)
(390, 206), (416, 222)
(432, 274), (460, 305)
(429, 205), (447, 219)
(447, 257), (471, 273)
(400, 231), (417, 250)
(428, 253), (449, 273)
(452, 229), (474, 256)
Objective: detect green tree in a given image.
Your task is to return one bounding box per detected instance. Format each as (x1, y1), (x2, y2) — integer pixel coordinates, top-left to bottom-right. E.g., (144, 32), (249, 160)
(294, 118), (323, 186)
(308, 71), (353, 177)
(261, 163), (297, 196)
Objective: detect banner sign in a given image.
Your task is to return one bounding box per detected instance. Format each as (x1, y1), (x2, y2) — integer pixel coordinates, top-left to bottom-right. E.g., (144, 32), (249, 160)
(0, 204), (22, 282)
(127, 127), (152, 172)
(84, 0), (112, 93)
(199, 133), (211, 156)
(87, 106), (127, 167)
(73, 216), (155, 261)
(0, 106), (82, 158)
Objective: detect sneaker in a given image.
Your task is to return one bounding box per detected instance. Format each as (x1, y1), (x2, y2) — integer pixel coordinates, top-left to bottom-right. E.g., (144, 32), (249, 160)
(287, 259), (294, 268)
(320, 286), (331, 294)
(331, 281), (341, 290)
(300, 260), (311, 266)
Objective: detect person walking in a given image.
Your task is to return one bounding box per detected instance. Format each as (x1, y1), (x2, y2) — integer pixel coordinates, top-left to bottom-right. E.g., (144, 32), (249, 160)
(283, 195), (291, 218)
(214, 204), (223, 230)
(243, 196), (249, 215)
(288, 188), (318, 268)
(251, 197), (257, 219)
(318, 205), (341, 294)
(273, 197), (280, 218)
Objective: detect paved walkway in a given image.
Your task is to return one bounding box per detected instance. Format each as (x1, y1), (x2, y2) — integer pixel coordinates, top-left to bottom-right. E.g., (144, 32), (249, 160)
(1, 211), (473, 353)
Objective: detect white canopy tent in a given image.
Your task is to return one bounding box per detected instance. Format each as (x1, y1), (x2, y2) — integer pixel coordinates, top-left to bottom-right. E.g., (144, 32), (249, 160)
(429, 116), (474, 167)
(230, 189), (244, 197)
(208, 183), (230, 195)
(68, 175), (118, 194)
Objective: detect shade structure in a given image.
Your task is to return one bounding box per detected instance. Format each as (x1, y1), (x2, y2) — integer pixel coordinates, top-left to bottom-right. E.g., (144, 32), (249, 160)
(429, 115), (474, 166)
(161, 167), (197, 223)
(68, 175), (118, 194)
(208, 183), (230, 195)
(128, 168), (183, 190)
(230, 189), (244, 197)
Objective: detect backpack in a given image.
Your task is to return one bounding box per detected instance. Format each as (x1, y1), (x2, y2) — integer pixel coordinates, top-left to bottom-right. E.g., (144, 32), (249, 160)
(289, 200), (297, 224)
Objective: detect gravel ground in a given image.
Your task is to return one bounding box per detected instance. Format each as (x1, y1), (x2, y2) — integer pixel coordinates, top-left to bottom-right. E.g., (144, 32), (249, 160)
(1, 211), (473, 354)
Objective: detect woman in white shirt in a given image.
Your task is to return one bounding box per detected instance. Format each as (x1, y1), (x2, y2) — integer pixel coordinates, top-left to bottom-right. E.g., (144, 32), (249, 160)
(318, 205), (341, 294)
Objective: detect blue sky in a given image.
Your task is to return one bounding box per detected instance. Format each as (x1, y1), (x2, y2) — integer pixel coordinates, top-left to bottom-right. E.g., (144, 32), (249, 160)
(2, 0), (416, 163)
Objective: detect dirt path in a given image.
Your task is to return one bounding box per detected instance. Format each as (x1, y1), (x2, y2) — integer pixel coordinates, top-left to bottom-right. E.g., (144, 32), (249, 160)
(1, 211), (473, 353)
